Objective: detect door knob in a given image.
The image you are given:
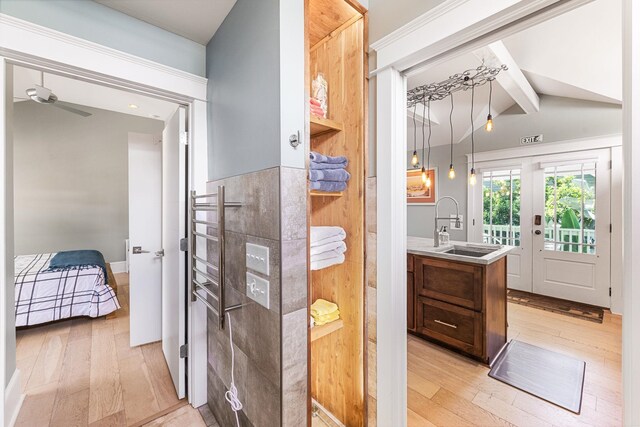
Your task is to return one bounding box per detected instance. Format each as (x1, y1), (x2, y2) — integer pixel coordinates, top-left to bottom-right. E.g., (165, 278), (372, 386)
(132, 246), (150, 254)
(534, 230), (542, 235)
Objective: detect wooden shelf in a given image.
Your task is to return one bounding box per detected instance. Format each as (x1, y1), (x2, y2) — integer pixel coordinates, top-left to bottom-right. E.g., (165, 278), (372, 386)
(309, 190), (344, 197)
(310, 319), (344, 342)
(310, 116), (344, 137)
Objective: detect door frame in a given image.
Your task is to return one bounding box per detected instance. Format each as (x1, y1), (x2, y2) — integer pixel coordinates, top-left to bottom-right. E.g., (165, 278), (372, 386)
(0, 13), (210, 422)
(466, 136), (622, 310)
(371, 0), (638, 425)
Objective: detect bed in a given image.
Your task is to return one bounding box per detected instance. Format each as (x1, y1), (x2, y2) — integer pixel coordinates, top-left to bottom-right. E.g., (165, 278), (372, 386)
(14, 251), (120, 327)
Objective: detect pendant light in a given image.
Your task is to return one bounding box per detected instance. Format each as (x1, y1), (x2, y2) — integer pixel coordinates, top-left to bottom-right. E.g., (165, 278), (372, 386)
(411, 104), (419, 167)
(421, 96), (427, 184)
(425, 98), (432, 189)
(485, 79), (494, 132)
(448, 93), (456, 179)
(469, 82), (477, 186)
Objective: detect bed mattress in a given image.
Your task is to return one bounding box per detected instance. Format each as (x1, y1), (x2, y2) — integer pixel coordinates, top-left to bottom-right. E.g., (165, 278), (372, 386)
(14, 253), (120, 327)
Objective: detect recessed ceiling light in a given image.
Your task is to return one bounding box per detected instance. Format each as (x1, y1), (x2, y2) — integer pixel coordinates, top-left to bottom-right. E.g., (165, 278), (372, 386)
(128, 104), (138, 109)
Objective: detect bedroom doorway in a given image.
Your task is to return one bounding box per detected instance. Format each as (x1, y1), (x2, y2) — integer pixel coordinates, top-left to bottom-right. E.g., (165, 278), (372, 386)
(8, 62), (191, 424)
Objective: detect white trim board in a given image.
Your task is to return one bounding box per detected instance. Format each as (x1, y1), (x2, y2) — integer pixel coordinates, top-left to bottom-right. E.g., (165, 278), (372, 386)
(0, 14), (207, 101)
(4, 369), (24, 427)
(466, 134), (623, 163)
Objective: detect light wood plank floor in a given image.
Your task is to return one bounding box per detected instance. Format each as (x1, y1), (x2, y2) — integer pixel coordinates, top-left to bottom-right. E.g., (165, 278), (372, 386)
(15, 273), (206, 427)
(408, 302), (622, 427)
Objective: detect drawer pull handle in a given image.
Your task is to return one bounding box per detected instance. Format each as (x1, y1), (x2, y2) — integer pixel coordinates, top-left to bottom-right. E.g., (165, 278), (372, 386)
(434, 319), (458, 329)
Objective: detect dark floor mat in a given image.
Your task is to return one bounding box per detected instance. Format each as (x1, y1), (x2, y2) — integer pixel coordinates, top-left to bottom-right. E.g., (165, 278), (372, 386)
(489, 340), (586, 414)
(507, 289), (604, 323)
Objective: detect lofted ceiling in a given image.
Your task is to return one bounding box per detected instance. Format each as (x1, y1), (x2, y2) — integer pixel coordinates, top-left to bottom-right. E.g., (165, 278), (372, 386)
(94, 0), (237, 45)
(13, 66), (178, 122)
(406, 0), (622, 147)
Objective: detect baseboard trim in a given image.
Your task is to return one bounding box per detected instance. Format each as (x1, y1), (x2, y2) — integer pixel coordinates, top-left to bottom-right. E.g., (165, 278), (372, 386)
(109, 261), (127, 274)
(5, 369), (24, 427)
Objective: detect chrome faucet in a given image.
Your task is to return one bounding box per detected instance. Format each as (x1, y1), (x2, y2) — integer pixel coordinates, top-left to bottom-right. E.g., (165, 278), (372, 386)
(434, 196), (461, 247)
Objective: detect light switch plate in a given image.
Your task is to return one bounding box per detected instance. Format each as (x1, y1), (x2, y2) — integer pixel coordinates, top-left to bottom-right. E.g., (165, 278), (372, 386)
(450, 214), (464, 230)
(246, 243), (269, 275)
(246, 272), (269, 309)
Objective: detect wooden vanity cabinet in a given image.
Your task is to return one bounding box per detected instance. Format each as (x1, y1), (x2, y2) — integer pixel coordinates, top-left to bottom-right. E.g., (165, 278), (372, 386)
(408, 254), (507, 364)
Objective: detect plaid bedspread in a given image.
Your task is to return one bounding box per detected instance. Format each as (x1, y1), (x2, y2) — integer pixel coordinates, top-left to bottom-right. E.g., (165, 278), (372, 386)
(14, 253), (120, 327)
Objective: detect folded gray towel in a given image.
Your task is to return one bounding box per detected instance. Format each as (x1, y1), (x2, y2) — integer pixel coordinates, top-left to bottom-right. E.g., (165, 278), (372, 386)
(310, 151), (348, 164)
(309, 181), (347, 192)
(310, 161), (347, 170)
(309, 169), (350, 182)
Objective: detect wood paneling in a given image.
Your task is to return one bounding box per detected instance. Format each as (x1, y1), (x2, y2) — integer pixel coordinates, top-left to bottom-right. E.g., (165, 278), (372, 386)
(308, 3), (366, 425)
(308, 0), (360, 46)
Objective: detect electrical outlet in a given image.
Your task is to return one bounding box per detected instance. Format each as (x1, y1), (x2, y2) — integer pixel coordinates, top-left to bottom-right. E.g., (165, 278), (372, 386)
(450, 214), (464, 230)
(246, 272), (269, 309)
(246, 243), (269, 275)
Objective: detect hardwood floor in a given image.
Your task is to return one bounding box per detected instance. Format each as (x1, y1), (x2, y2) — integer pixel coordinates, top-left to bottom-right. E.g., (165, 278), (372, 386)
(408, 302), (622, 427)
(14, 273), (206, 427)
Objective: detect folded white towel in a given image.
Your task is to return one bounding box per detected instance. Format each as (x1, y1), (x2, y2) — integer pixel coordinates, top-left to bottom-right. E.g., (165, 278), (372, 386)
(310, 240), (347, 256)
(311, 247), (347, 262)
(310, 226), (346, 247)
(311, 253), (345, 271)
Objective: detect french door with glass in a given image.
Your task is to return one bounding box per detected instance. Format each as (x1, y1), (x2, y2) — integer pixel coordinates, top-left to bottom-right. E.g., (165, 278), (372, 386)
(471, 149), (611, 307)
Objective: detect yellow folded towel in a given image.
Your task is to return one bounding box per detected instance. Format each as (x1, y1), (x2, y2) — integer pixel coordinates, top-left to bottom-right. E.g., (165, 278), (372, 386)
(314, 311), (340, 326)
(311, 299), (339, 317)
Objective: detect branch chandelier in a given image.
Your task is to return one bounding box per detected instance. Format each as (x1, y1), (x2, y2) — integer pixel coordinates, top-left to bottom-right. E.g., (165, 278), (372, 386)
(407, 62), (507, 185)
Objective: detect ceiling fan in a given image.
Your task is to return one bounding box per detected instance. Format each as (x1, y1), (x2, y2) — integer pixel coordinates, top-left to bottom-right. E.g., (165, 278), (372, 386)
(16, 71), (92, 117)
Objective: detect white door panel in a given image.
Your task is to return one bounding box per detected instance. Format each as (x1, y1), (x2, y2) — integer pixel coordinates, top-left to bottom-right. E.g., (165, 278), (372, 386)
(162, 107), (187, 399)
(128, 133), (162, 346)
(532, 149), (611, 307)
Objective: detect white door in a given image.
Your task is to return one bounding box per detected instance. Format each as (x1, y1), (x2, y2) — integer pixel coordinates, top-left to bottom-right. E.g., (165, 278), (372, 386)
(162, 107), (187, 398)
(471, 164), (533, 292)
(531, 150), (611, 307)
(128, 133), (162, 346)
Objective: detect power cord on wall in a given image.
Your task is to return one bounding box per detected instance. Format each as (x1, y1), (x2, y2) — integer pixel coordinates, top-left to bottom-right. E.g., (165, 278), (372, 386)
(225, 312), (243, 427)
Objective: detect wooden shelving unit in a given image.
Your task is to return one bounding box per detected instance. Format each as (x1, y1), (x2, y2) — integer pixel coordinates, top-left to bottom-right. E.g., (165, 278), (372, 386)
(310, 319), (344, 342)
(307, 1), (367, 426)
(309, 190), (344, 197)
(310, 116), (344, 137)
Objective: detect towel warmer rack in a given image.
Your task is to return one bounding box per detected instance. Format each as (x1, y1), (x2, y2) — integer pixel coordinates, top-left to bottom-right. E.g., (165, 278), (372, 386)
(190, 185), (243, 329)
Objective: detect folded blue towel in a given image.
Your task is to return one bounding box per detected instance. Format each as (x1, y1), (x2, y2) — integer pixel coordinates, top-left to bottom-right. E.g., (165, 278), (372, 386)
(310, 151), (348, 164)
(309, 169), (350, 182)
(310, 181), (347, 192)
(310, 161), (347, 170)
(46, 250), (109, 284)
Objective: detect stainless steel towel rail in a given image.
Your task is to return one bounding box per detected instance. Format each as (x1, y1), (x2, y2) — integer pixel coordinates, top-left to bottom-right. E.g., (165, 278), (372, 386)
(191, 185), (243, 329)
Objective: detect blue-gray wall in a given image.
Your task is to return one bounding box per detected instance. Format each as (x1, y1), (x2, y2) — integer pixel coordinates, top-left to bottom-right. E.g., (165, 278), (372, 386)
(0, 0), (205, 76)
(206, 0), (281, 181)
(407, 95), (622, 240)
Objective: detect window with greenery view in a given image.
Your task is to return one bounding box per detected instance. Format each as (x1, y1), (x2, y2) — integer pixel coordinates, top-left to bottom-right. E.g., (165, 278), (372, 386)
(483, 170), (521, 246)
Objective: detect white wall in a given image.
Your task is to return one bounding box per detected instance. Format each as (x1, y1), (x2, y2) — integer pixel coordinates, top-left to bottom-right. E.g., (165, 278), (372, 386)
(368, 0), (446, 45)
(13, 101), (163, 262)
(407, 96), (622, 240)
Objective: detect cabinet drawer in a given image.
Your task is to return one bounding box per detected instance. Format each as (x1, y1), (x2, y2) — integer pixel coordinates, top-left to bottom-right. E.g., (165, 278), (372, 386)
(416, 297), (483, 357)
(415, 257), (483, 311)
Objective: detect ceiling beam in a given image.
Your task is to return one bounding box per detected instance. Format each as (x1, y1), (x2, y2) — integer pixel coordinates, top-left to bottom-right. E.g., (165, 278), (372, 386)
(407, 104), (440, 126)
(474, 40), (540, 113)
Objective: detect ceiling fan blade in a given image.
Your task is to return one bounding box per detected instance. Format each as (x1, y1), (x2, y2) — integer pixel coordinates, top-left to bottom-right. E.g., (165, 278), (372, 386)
(52, 102), (92, 117)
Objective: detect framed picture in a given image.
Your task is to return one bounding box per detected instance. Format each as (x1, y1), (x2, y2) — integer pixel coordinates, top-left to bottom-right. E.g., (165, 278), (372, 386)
(407, 167), (437, 204)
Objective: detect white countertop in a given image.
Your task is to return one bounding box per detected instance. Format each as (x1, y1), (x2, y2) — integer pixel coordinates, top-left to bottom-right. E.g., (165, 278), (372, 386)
(407, 236), (515, 265)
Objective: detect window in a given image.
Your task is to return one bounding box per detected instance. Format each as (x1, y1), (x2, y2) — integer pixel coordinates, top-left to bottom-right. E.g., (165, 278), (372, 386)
(543, 162), (597, 254)
(482, 169), (521, 246)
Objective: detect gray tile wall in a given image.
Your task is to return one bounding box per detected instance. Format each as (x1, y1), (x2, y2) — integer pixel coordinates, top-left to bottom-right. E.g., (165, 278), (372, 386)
(205, 166), (308, 427)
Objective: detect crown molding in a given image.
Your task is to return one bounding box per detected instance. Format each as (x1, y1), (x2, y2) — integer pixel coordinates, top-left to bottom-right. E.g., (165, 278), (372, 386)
(0, 13), (207, 95)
